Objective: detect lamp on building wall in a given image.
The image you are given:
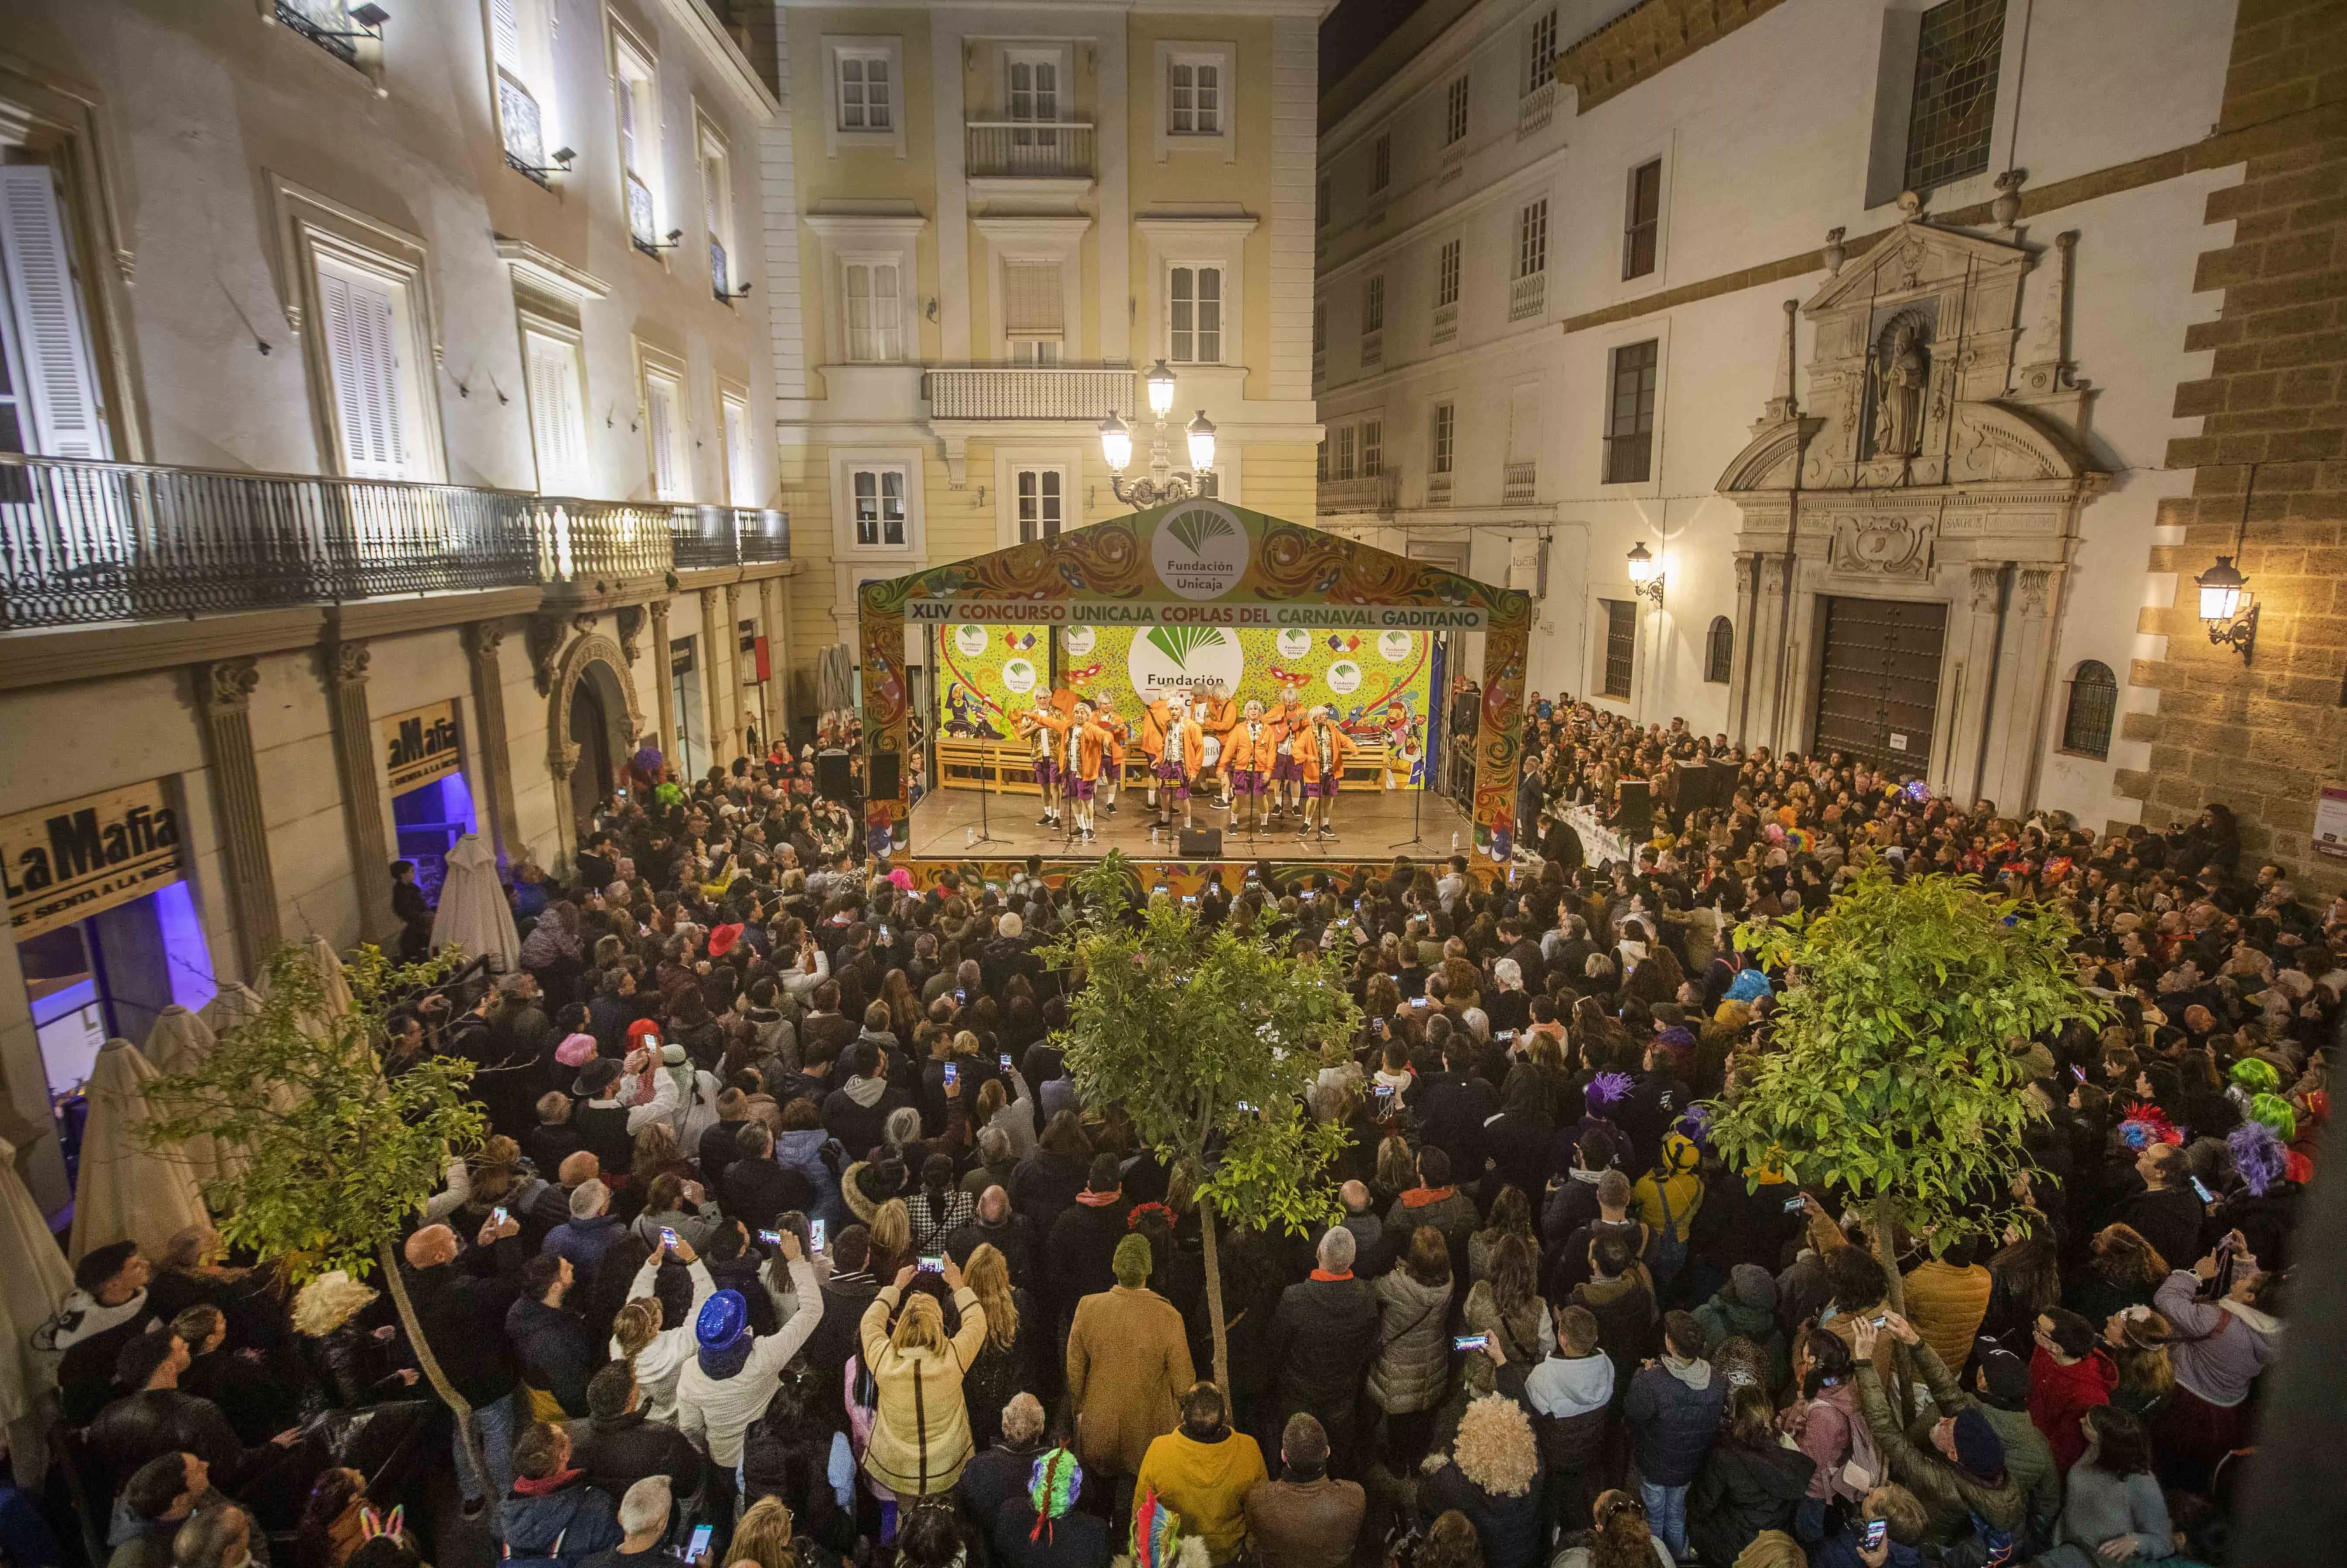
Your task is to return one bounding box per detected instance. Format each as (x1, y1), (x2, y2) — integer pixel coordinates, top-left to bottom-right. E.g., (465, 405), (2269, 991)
(1100, 360), (1218, 505)
(512, 146), (578, 180)
(1626, 541), (1665, 607)
(2197, 462), (2261, 663)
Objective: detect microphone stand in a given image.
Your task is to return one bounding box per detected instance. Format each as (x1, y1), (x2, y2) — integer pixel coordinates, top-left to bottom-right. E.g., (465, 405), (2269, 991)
(1388, 741), (1428, 851)
(970, 734), (998, 850)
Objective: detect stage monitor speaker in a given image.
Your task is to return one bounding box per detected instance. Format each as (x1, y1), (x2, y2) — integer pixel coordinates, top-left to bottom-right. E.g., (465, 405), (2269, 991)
(866, 752), (900, 802)
(815, 750), (854, 802)
(1666, 762), (1710, 815)
(1177, 827), (1224, 859)
(1711, 760), (1742, 807)
(1615, 780), (1653, 837)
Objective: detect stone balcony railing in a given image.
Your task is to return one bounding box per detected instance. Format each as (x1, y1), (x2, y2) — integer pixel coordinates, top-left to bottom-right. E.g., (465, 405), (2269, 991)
(965, 122), (1095, 180)
(1316, 471), (1398, 517)
(0, 453), (785, 631)
(924, 366), (1136, 422)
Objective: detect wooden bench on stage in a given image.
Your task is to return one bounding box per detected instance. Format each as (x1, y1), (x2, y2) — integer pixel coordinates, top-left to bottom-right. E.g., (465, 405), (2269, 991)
(933, 736), (1401, 794)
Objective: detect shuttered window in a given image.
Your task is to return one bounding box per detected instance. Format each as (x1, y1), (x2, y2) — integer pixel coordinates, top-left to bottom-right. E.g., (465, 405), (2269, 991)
(0, 165), (107, 459)
(1170, 266), (1222, 364)
(1003, 262), (1062, 336)
(1601, 599), (1636, 699)
(645, 372), (685, 500)
(844, 261), (901, 362)
(524, 331), (586, 494)
(723, 394), (751, 507)
(317, 261), (411, 479)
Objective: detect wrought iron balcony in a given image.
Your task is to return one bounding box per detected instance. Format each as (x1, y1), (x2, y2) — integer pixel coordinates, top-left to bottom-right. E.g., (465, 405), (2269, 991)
(1509, 272), (1546, 322)
(1503, 460), (1538, 504)
(1316, 471), (1398, 518)
(924, 366), (1135, 422)
(0, 454), (787, 631)
(965, 122), (1095, 180)
(1518, 79), (1556, 140)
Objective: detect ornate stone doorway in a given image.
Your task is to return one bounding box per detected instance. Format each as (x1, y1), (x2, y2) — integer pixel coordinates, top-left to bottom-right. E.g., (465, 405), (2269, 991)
(546, 631), (641, 871)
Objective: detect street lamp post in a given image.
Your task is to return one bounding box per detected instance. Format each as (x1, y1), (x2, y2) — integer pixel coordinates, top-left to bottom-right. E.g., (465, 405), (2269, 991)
(1101, 360), (1218, 505)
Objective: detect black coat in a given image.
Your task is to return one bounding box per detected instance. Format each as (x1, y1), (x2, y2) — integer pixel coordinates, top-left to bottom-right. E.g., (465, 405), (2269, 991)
(1007, 1151), (1090, 1232)
(1043, 1200), (1133, 1318)
(401, 1240), (526, 1407)
(505, 1296), (602, 1418)
(1687, 1439), (1815, 1567)
(720, 1158), (798, 1234)
(1419, 1461), (1544, 1568)
(1266, 1275), (1380, 1413)
(568, 1409), (707, 1501)
(86, 1389), (272, 1502)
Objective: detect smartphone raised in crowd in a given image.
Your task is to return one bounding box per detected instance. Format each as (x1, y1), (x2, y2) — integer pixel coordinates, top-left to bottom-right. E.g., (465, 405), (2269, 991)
(2190, 1175), (2216, 1203)
(659, 1227), (679, 1250)
(943, 1062), (958, 1087)
(810, 1218), (827, 1252)
(1861, 1520), (1887, 1552)
(1783, 1195), (1807, 1213)
(1452, 1333), (1490, 1352)
(491, 1206), (509, 1227)
(759, 1228), (782, 1247)
(918, 1254), (945, 1273)
(683, 1524), (715, 1562)
(1000, 1053), (1015, 1073)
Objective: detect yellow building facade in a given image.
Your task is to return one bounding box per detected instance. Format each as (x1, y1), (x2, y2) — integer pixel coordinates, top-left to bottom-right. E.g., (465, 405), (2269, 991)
(768, 1), (1326, 684)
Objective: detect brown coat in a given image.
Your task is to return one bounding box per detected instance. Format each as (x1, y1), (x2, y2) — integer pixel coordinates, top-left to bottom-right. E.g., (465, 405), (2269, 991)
(1065, 1284), (1195, 1476)
(1245, 1475), (1367, 1568)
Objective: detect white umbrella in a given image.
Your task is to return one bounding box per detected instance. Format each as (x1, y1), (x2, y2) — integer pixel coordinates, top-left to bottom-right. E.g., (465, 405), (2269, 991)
(199, 982), (263, 1037)
(306, 934), (355, 1017)
(0, 1135), (68, 1483)
(143, 1007), (241, 1199)
(431, 833), (519, 970)
(67, 1040), (208, 1261)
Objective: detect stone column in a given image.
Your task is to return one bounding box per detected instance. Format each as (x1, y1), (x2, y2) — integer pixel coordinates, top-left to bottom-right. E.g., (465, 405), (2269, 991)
(650, 597), (677, 770)
(1980, 566), (2063, 813)
(717, 580), (741, 764)
(195, 658), (280, 980)
(759, 573), (791, 748)
(465, 621), (521, 862)
(1944, 562), (2009, 806)
(698, 587), (727, 773)
(1748, 554), (1792, 748)
(1726, 551), (1758, 747)
(321, 638), (393, 941)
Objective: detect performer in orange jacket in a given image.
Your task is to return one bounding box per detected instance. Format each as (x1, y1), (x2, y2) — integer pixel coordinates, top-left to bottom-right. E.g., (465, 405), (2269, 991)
(1139, 695), (1173, 813)
(1224, 699), (1280, 835)
(1013, 697), (1070, 828)
(1093, 707), (1129, 817)
(1199, 680), (1240, 809)
(1266, 681), (1308, 823)
(1064, 700), (1112, 842)
(1156, 692), (1208, 832)
(1296, 705), (1358, 840)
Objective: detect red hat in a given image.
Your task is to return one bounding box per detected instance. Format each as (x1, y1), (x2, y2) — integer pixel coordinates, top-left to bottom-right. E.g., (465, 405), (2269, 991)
(709, 923), (746, 958)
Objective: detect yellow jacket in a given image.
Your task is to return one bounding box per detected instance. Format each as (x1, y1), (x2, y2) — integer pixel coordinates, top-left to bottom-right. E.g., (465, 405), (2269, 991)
(857, 1285), (989, 1497)
(1135, 1426), (1269, 1563)
(1632, 1132), (1703, 1242)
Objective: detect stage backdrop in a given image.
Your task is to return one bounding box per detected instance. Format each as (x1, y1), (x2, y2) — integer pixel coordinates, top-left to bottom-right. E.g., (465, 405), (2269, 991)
(935, 622), (1435, 785)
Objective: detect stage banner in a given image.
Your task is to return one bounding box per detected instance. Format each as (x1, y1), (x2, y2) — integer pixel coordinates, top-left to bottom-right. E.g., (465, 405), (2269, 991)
(936, 621), (1436, 787)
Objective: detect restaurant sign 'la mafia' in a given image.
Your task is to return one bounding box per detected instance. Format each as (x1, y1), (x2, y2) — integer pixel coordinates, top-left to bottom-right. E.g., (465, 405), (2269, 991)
(0, 779), (186, 940)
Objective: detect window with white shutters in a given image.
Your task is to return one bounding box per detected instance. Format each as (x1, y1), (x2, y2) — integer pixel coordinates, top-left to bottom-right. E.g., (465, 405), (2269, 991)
(317, 261), (411, 480)
(852, 467), (907, 547)
(645, 372), (686, 500)
(700, 130), (734, 300)
(524, 331), (587, 494)
(1168, 58), (1221, 136)
(1003, 260), (1062, 362)
(1015, 467), (1064, 542)
(0, 164), (108, 459)
(1169, 265), (1222, 364)
(723, 394), (752, 507)
(614, 43), (661, 251)
(843, 260), (901, 362)
(838, 51), (893, 131)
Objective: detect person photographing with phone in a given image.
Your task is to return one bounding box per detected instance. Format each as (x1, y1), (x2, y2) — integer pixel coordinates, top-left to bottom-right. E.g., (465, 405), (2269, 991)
(1846, 1311), (2027, 1556)
(673, 1228), (825, 1484)
(858, 1251), (990, 1502)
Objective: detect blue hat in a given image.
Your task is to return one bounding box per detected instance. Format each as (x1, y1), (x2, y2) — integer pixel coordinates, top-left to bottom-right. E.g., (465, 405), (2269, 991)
(1951, 1408), (2005, 1480)
(695, 1290), (753, 1379)
(1725, 969), (1773, 1004)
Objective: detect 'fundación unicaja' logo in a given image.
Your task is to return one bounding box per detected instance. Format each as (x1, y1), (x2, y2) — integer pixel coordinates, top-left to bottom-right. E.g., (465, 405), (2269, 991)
(1127, 623), (1244, 695)
(1151, 503), (1246, 600)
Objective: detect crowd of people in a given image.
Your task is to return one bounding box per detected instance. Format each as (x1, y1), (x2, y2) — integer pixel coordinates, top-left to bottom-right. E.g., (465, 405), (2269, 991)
(29, 691), (2327, 1568)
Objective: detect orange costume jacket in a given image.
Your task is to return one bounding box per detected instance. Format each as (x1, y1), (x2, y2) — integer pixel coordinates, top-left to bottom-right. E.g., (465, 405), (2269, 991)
(1017, 708), (1069, 762)
(1295, 721), (1357, 784)
(1201, 694), (1239, 741)
(1071, 721), (1112, 781)
(1095, 711), (1129, 769)
(1139, 698), (1173, 763)
(1172, 716), (1207, 776)
(1225, 718), (1279, 774)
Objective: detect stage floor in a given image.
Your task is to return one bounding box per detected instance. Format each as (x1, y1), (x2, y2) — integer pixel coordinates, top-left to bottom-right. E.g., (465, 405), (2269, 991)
(906, 782), (1476, 864)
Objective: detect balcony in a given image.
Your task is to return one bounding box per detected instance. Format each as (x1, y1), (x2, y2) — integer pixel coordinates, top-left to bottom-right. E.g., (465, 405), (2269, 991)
(1502, 460), (1538, 504)
(710, 239), (731, 302)
(499, 73), (549, 186)
(965, 122), (1094, 181)
(1440, 141), (1465, 186)
(1518, 79), (1556, 140)
(0, 454), (787, 631)
(1432, 302), (1457, 346)
(1427, 473), (1453, 505)
(1509, 272), (1546, 322)
(924, 366), (1135, 422)
(1360, 330), (1383, 371)
(1317, 471), (1398, 518)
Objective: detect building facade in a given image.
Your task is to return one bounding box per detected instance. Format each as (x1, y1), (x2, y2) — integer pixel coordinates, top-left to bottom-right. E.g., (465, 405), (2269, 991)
(1313, 0), (2254, 840)
(768, 0), (1327, 672)
(0, 0), (798, 1211)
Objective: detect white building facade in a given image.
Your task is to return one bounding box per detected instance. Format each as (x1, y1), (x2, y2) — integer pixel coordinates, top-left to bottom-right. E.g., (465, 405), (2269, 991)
(1314, 0), (2238, 827)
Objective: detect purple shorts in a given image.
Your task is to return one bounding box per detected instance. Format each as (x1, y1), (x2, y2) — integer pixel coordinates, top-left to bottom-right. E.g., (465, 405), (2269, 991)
(1272, 756), (1304, 783)
(1311, 777), (1341, 799)
(1231, 768), (1268, 797)
(1032, 758), (1057, 788)
(1154, 754), (1185, 783)
(1064, 777), (1096, 800)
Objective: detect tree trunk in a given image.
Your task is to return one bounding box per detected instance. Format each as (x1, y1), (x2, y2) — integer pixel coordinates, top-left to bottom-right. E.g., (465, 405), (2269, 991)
(377, 1239), (487, 1492)
(1200, 1199), (1231, 1396)
(1869, 1192), (1913, 1417)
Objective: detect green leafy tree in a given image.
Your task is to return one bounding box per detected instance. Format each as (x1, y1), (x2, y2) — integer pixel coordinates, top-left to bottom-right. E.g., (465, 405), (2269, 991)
(146, 941), (488, 1471)
(1041, 854), (1358, 1390)
(1708, 867), (2104, 1326)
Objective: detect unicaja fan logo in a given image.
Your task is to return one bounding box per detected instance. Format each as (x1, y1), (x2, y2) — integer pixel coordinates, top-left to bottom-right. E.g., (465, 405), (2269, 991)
(1128, 624), (1244, 695)
(1150, 502), (1246, 600)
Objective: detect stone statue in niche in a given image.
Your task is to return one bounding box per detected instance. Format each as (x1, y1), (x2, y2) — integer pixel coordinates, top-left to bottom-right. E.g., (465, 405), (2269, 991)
(1871, 317), (1930, 458)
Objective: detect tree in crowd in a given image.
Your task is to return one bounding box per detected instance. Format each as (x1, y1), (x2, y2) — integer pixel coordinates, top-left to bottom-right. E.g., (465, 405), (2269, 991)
(145, 941), (488, 1472)
(1043, 853), (1358, 1391)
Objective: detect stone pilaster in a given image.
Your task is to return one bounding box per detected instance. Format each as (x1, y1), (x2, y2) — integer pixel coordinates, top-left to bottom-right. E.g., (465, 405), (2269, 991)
(321, 637), (393, 941)
(195, 658), (280, 980)
(759, 573), (791, 747)
(717, 581), (741, 764)
(465, 621), (521, 861)
(650, 598), (677, 771)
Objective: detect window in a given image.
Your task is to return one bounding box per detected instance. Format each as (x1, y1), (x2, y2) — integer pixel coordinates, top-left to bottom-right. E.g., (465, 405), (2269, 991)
(491, 0), (557, 183)
(278, 0), (364, 68)
(1168, 55), (1223, 136)
(1006, 51), (1061, 125)
(700, 126), (735, 300)
(1904, 0), (2005, 192)
(1525, 9), (1558, 95)
(523, 330), (587, 494)
(1361, 275), (1384, 334)
(1371, 133), (1392, 193)
(316, 259), (422, 480)
(1003, 260), (1063, 363)
(1312, 300), (1326, 355)
(2060, 660), (2117, 759)
(1332, 425), (1356, 481)
(1360, 419), (1382, 477)
(837, 49), (893, 131)
(1516, 200), (1548, 280)
(643, 371), (687, 501)
(1316, 176), (1330, 228)
(0, 164), (108, 459)
(852, 467), (908, 547)
(843, 259), (902, 362)
(1444, 76), (1470, 145)
(1169, 265), (1223, 364)
(1429, 403), (1453, 474)
(722, 392), (752, 507)
(1014, 467), (1064, 542)
(613, 41), (662, 253)
(1316, 439), (1327, 483)
(1436, 239), (1460, 309)
(1601, 599), (1636, 699)
(1623, 158), (1661, 280)
(1704, 616), (1734, 684)
(1603, 339), (1658, 484)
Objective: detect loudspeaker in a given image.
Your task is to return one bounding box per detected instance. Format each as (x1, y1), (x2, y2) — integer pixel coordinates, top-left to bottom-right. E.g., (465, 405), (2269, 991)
(814, 750), (854, 802)
(867, 752), (900, 802)
(1615, 779), (1652, 836)
(1177, 828), (1224, 859)
(1669, 760), (1734, 815)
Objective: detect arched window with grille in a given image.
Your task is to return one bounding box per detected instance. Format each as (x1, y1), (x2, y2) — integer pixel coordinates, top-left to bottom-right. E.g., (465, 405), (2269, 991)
(2060, 659), (2117, 759)
(1703, 616), (1734, 684)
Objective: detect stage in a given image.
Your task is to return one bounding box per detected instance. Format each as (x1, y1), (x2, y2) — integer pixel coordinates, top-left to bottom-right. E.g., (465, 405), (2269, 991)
(896, 781), (1484, 894)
